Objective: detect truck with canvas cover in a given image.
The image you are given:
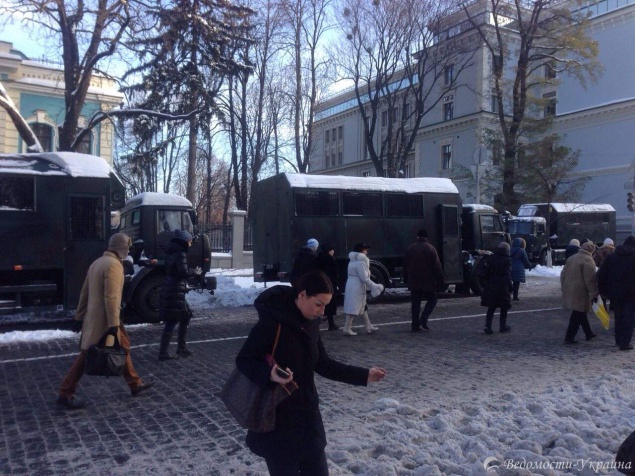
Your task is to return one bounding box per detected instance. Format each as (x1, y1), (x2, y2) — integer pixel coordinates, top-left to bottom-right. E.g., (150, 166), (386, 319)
(0, 152), (126, 321)
(118, 192), (215, 323)
(251, 173), (508, 293)
(506, 203), (616, 265)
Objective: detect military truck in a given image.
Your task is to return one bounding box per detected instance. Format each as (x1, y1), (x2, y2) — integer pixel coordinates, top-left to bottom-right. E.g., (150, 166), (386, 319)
(0, 152), (126, 319)
(251, 173), (508, 294)
(506, 203), (616, 265)
(118, 192), (216, 323)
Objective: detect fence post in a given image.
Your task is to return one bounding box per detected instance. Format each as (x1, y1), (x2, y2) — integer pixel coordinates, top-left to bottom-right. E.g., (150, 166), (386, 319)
(229, 209), (247, 269)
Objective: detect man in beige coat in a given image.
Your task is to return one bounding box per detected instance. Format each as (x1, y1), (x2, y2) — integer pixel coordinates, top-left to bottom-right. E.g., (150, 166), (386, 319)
(57, 233), (154, 409)
(560, 241), (599, 344)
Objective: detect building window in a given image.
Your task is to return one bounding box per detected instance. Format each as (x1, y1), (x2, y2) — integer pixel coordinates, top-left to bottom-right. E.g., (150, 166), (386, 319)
(490, 90), (499, 113)
(331, 153), (336, 167)
(338, 151), (343, 165)
(402, 103), (411, 126)
(492, 140), (502, 166)
(381, 110), (388, 128)
(543, 92), (556, 117)
(545, 62), (557, 79)
(443, 102), (454, 121)
(444, 64), (454, 85)
(31, 123), (54, 152)
(362, 171), (371, 177)
(338, 126), (343, 140)
(442, 144), (452, 169)
(325, 130), (329, 144)
(332, 128), (336, 142)
(75, 130), (92, 154)
(325, 154), (329, 168)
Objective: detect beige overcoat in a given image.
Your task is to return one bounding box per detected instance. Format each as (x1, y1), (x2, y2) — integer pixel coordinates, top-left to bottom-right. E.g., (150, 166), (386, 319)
(560, 249), (599, 312)
(75, 251), (124, 350)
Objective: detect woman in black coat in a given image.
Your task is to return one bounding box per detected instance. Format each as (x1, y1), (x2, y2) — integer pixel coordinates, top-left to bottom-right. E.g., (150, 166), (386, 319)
(236, 270), (386, 475)
(315, 242), (340, 330)
(480, 242), (513, 334)
(158, 229), (200, 360)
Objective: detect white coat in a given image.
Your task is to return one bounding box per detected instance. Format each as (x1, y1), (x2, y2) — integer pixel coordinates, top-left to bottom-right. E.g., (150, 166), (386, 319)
(343, 252), (382, 315)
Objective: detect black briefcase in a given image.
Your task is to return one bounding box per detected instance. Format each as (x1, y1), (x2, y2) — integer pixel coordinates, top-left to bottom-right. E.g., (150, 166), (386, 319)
(84, 331), (126, 377)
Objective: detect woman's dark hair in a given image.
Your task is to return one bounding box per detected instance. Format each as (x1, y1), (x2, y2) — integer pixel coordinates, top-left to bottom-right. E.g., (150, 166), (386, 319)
(292, 270), (334, 297)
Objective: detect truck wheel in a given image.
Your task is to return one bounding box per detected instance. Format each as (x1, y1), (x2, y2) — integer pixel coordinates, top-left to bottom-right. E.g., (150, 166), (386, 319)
(133, 274), (163, 323)
(454, 283), (471, 295)
(369, 265), (387, 294)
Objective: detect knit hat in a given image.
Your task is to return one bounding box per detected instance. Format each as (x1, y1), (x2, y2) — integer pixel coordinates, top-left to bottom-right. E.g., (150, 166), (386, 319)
(306, 238), (319, 250)
(108, 233), (132, 259)
(498, 242), (510, 251)
(603, 238), (614, 246)
(173, 229), (193, 243)
(569, 239), (580, 247)
(581, 241), (596, 253)
(353, 242), (370, 252)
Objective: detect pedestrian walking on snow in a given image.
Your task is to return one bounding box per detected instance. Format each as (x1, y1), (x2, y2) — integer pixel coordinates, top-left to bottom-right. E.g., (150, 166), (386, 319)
(57, 233), (154, 409)
(593, 238), (615, 268)
(315, 242), (340, 330)
(481, 242), (513, 334)
(289, 238), (319, 285)
(342, 243), (383, 336)
(236, 270), (387, 475)
(561, 241), (599, 344)
(510, 237), (532, 301)
(598, 236), (635, 350)
(403, 229), (444, 332)
(158, 229), (202, 361)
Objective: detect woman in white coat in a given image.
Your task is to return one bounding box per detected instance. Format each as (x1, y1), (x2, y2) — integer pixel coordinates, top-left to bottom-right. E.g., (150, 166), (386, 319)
(343, 243), (384, 336)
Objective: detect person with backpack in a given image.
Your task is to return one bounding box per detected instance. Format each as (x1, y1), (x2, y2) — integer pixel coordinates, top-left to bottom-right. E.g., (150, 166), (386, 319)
(510, 237), (532, 301)
(315, 242), (340, 330)
(480, 242), (513, 334)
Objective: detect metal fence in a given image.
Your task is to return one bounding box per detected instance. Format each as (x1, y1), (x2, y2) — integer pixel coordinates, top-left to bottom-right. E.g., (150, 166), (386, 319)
(198, 222), (252, 252)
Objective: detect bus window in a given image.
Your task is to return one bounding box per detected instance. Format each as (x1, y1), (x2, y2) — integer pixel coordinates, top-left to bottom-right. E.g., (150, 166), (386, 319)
(157, 210), (192, 233)
(386, 194), (424, 217)
(342, 192), (382, 216)
(294, 190), (339, 216)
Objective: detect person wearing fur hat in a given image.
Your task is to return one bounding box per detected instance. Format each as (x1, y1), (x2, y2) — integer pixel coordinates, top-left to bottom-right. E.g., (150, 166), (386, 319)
(561, 241), (599, 344)
(598, 236), (635, 350)
(57, 233), (154, 409)
(342, 243), (383, 336)
(480, 242), (513, 334)
(593, 238), (615, 268)
(289, 238), (319, 286)
(158, 229), (201, 360)
(315, 242), (340, 330)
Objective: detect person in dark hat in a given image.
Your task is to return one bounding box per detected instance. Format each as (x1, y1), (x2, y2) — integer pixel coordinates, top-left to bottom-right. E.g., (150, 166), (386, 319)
(158, 229), (202, 360)
(481, 241), (513, 334)
(403, 229), (445, 332)
(315, 242), (340, 330)
(289, 238), (319, 285)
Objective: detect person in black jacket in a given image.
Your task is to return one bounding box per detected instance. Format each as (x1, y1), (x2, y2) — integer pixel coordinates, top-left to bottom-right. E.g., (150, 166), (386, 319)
(315, 242), (340, 330)
(481, 242), (513, 334)
(289, 238), (319, 285)
(236, 270), (387, 475)
(158, 229), (201, 361)
(598, 236), (635, 350)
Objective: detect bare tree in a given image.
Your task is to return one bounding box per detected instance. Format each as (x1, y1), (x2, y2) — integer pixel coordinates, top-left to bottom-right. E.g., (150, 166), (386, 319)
(460, 0), (601, 210)
(337, 0), (471, 177)
(0, 82), (42, 152)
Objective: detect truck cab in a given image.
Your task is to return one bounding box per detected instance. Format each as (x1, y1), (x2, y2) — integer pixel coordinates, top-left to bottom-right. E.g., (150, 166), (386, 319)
(118, 192), (215, 323)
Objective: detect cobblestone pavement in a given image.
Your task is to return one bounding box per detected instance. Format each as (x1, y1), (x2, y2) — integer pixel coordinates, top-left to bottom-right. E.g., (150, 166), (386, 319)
(1, 277), (633, 475)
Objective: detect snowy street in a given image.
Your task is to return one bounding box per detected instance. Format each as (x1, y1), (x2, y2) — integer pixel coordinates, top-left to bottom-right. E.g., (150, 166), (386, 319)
(1, 268), (634, 475)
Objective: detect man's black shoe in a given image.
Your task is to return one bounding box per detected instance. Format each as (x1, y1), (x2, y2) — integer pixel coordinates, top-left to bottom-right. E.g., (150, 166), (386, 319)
(420, 324), (430, 331)
(619, 345), (634, 351)
(500, 326), (511, 333)
(564, 339), (578, 344)
(131, 380), (155, 396)
(411, 326), (422, 333)
(586, 333), (598, 341)
(56, 396), (85, 410)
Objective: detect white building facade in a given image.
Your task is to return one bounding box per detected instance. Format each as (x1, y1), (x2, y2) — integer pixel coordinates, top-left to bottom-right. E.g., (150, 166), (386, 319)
(310, 0), (635, 238)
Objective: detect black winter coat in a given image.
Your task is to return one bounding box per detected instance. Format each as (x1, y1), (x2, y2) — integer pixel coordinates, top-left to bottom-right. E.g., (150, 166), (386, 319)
(403, 238), (445, 292)
(480, 248), (513, 310)
(598, 244), (635, 301)
(159, 240), (194, 321)
(315, 251), (340, 316)
(236, 286), (368, 459)
(289, 246), (318, 285)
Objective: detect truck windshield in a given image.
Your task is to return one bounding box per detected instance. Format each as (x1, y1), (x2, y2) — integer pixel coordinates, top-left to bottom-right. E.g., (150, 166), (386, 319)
(517, 206), (538, 217)
(158, 210), (194, 234)
(508, 221), (534, 234)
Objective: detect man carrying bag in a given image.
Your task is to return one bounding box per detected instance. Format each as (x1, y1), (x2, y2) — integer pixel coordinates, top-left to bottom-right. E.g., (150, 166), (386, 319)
(57, 233), (154, 410)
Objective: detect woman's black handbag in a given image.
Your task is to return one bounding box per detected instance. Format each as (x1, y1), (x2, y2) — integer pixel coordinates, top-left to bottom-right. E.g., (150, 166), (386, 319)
(84, 331), (126, 377)
(219, 324), (298, 433)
